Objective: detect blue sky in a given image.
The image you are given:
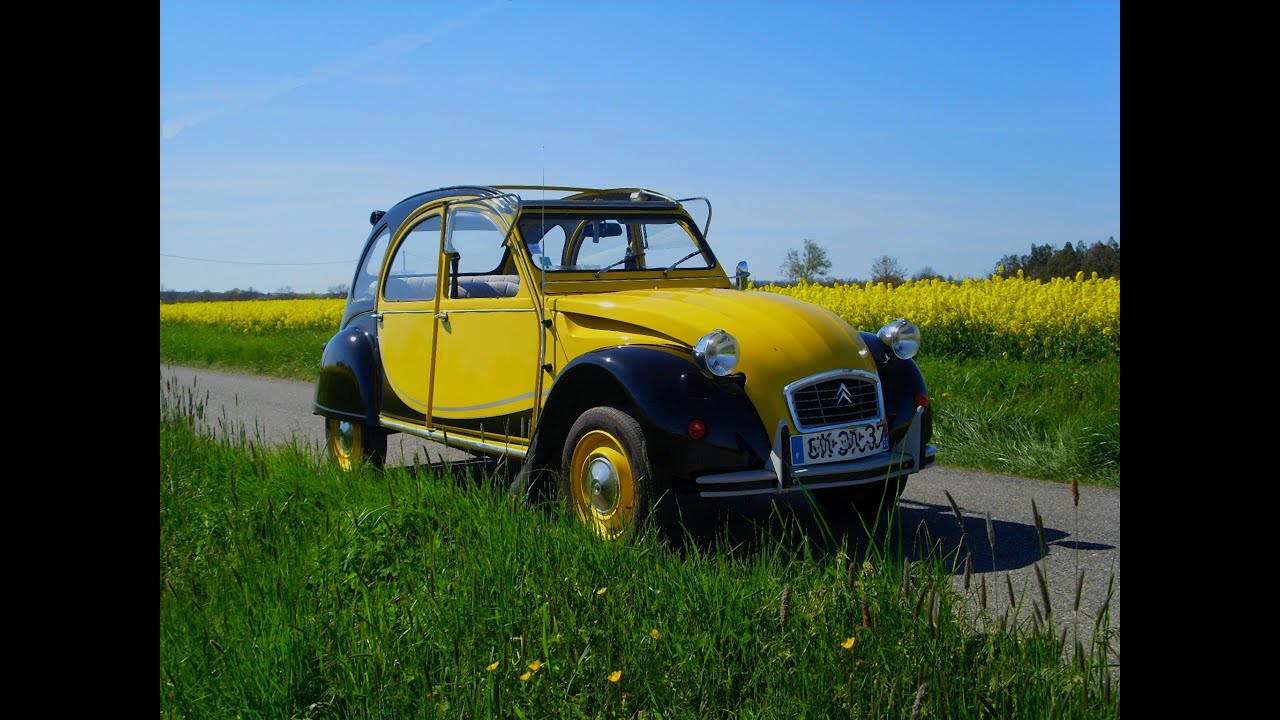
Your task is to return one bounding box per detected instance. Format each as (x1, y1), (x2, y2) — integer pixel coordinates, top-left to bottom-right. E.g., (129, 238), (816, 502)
(160, 1), (1119, 293)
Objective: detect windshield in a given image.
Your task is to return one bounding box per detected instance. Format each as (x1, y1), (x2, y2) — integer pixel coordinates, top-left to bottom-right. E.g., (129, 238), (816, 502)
(518, 213), (712, 274)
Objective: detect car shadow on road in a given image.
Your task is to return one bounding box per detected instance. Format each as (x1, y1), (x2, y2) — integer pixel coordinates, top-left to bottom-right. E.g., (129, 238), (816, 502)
(673, 492), (1113, 575)
(392, 458), (1113, 576)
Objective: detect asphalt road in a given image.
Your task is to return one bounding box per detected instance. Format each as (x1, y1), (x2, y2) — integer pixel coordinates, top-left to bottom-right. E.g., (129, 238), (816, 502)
(160, 364), (1120, 662)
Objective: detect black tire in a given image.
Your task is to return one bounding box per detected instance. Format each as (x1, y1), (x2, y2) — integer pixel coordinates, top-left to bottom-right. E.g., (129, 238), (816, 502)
(325, 417), (387, 470)
(560, 406), (675, 540)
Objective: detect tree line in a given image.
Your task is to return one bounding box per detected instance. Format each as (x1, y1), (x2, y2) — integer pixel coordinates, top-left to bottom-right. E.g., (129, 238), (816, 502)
(778, 237), (1120, 285)
(159, 284), (349, 304)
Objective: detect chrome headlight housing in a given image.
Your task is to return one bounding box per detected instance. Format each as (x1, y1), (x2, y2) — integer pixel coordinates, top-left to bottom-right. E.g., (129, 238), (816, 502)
(694, 329), (740, 377)
(877, 318), (921, 360)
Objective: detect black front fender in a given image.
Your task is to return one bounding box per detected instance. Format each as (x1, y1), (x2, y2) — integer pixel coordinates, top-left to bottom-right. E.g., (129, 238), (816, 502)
(859, 331), (933, 452)
(528, 345), (772, 493)
(313, 326), (381, 425)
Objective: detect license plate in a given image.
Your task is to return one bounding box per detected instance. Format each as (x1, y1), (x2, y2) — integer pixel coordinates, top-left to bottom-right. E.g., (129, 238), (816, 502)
(790, 422), (888, 466)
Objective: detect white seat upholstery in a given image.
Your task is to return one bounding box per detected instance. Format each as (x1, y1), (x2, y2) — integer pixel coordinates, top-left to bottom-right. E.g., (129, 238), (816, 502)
(383, 274), (520, 301)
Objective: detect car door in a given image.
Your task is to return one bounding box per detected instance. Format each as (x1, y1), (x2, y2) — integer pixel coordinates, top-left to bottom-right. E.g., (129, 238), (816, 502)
(375, 208), (446, 424)
(428, 199), (543, 447)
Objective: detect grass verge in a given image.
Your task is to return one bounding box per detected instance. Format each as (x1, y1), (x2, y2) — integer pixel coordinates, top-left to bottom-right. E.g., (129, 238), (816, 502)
(160, 378), (1119, 718)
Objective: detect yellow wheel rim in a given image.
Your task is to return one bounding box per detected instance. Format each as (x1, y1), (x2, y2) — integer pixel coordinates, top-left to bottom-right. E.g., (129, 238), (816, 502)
(326, 418), (362, 472)
(569, 429), (636, 540)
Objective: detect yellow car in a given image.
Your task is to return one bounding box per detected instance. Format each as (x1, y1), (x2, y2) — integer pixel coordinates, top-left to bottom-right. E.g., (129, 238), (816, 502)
(314, 185), (935, 539)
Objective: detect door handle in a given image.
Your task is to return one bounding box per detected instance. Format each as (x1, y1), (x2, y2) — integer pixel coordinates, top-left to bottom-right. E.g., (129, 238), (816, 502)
(435, 311), (448, 321)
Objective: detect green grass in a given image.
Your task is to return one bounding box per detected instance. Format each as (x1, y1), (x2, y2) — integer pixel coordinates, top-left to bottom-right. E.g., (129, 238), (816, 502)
(160, 323), (331, 381)
(919, 358), (1120, 488)
(159, 322), (1120, 487)
(160, 380), (1120, 718)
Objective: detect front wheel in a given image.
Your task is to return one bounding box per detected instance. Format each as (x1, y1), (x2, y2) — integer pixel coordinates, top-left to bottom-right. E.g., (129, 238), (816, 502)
(561, 406), (674, 540)
(325, 417), (387, 471)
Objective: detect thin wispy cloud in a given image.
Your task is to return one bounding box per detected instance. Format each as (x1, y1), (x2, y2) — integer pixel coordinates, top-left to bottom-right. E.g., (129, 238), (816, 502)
(160, 0), (509, 140)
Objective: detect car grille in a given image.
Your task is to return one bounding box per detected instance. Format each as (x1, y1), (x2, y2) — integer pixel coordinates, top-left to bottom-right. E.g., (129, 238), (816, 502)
(788, 375), (881, 431)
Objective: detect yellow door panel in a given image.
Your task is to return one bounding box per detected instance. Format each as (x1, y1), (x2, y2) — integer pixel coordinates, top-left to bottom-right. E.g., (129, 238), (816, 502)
(431, 297), (542, 439)
(378, 305), (438, 415)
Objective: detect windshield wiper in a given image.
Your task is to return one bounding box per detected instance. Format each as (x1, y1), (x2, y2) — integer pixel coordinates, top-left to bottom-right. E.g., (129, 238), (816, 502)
(594, 252), (633, 278)
(662, 250), (702, 277)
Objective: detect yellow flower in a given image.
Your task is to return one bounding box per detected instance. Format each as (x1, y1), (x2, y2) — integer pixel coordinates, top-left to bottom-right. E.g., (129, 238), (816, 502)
(608, 670), (623, 683)
(841, 636), (857, 650)
(596, 587), (607, 596)
(650, 628), (661, 640)
(486, 661), (499, 672)
(527, 660), (543, 672)
(520, 671), (532, 682)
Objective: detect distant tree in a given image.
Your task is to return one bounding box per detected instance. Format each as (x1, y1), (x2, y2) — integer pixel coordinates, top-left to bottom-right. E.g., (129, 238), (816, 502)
(869, 255), (907, 285)
(779, 239), (832, 283)
(327, 283), (350, 297)
(994, 253), (1022, 278)
(1045, 242), (1080, 279)
(993, 237), (1119, 280)
(1081, 237), (1121, 279)
(1022, 244), (1056, 279)
(912, 265), (944, 281)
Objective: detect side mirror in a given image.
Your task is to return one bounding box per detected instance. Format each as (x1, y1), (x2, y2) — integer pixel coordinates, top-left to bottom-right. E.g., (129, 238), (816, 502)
(733, 260), (751, 290)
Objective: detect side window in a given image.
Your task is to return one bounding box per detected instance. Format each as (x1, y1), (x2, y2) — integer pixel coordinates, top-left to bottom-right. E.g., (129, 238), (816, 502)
(445, 207), (521, 299)
(382, 215), (442, 302)
(351, 227), (390, 302)
(448, 208), (508, 275)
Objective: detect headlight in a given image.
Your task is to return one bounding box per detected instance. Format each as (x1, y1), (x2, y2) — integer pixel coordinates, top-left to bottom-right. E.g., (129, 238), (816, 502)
(877, 318), (921, 360)
(694, 329), (740, 377)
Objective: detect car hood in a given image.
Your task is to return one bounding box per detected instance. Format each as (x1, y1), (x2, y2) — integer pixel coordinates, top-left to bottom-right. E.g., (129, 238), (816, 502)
(551, 288), (880, 433)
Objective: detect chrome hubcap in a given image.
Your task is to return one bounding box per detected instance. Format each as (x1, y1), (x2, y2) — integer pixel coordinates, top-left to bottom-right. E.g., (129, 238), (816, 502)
(587, 457), (619, 514)
(336, 421), (355, 454)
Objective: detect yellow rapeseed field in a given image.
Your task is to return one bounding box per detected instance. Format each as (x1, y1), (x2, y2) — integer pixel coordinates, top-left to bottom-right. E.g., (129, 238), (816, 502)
(160, 273), (1119, 360)
(755, 272), (1120, 360)
(160, 298), (345, 333)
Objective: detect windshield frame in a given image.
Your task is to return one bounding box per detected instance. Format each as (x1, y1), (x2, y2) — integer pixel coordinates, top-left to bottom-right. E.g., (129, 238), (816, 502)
(516, 209), (720, 279)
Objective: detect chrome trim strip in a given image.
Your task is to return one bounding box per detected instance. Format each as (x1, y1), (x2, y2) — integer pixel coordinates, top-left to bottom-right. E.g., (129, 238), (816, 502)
(696, 405), (928, 498)
(791, 454), (915, 480)
(693, 469), (778, 486)
(380, 417), (528, 459)
(433, 389), (551, 413)
(782, 369), (885, 433)
(699, 487), (783, 498)
(539, 275), (725, 287)
(384, 372), (431, 412)
(698, 474), (899, 498)
(439, 308), (536, 315)
(380, 308), (535, 316)
(379, 309), (441, 315)
(921, 443), (938, 469)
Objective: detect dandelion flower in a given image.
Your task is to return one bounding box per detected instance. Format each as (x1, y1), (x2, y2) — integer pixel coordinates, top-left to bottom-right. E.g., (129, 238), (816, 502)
(520, 671), (532, 682)
(486, 661), (499, 672)
(650, 628), (661, 640)
(596, 587), (607, 596)
(842, 636), (857, 650)
(609, 670), (623, 683)
(528, 660), (543, 672)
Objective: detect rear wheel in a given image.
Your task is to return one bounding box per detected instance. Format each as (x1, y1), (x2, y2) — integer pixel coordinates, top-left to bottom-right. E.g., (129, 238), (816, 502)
(561, 406), (674, 540)
(325, 417), (387, 471)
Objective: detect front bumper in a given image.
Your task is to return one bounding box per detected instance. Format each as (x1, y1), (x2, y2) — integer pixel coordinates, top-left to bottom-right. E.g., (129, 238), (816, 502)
(693, 405), (936, 498)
